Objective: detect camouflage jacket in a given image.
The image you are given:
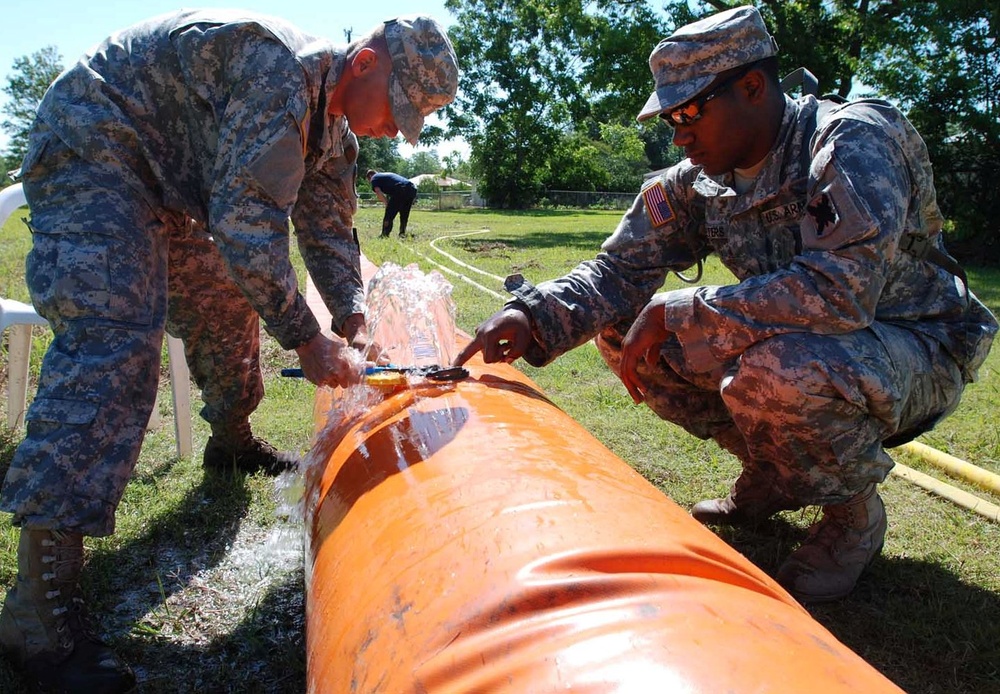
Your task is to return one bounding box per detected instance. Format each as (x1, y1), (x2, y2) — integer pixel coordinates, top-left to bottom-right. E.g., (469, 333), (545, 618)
(509, 94), (997, 380)
(26, 9), (362, 349)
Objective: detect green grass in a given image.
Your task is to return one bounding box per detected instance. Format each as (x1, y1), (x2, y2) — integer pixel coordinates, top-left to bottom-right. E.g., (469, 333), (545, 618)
(2, 204), (1000, 692)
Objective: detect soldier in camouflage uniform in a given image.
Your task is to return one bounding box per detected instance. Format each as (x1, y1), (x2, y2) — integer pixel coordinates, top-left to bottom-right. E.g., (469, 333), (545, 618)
(0, 10), (458, 692)
(457, 6), (996, 605)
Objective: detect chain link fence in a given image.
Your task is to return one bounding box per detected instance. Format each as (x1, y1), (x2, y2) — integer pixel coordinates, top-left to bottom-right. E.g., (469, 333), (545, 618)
(538, 190), (635, 210)
(358, 191), (483, 210)
(357, 189), (636, 211)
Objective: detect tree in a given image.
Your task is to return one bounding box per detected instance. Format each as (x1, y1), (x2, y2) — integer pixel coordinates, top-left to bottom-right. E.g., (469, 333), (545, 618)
(597, 123), (650, 192)
(357, 137), (402, 177)
(851, 0), (999, 255)
(2, 46), (63, 172)
(403, 151), (442, 178)
(545, 133), (611, 192)
(445, 0), (665, 207)
(442, 152), (468, 180)
(445, 0), (562, 207)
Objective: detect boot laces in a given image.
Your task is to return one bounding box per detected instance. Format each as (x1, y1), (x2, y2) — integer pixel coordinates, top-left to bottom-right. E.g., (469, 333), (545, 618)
(802, 499), (864, 554)
(40, 531), (100, 650)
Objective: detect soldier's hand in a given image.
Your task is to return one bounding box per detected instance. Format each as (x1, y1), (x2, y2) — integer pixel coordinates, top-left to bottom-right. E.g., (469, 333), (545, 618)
(619, 296), (669, 404)
(454, 305), (533, 366)
(295, 333), (365, 388)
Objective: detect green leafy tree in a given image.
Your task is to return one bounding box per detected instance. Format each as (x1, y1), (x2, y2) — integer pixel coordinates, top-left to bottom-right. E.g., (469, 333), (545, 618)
(445, 0), (664, 207)
(357, 137), (402, 177)
(445, 0), (563, 207)
(545, 133), (611, 192)
(470, 112), (557, 208)
(402, 151), (442, 178)
(598, 123), (650, 192)
(442, 151), (472, 181)
(852, 0), (998, 255)
(1, 45), (63, 182)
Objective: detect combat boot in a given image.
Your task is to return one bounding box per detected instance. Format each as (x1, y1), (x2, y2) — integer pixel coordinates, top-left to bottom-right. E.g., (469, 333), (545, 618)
(0, 528), (135, 693)
(691, 466), (798, 525)
(775, 484), (887, 603)
(203, 420), (299, 475)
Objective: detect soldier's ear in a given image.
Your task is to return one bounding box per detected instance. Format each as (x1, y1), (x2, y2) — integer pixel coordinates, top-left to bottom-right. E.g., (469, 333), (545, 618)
(351, 48), (378, 77)
(742, 69), (767, 104)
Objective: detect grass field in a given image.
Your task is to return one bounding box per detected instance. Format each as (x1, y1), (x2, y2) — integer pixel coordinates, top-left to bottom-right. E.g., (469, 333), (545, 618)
(1, 203), (999, 692)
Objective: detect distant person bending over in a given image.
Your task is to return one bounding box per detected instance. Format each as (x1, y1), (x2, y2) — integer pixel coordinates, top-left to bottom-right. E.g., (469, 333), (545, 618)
(367, 169), (419, 237)
(456, 6), (996, 605)
(0, 10), (457, 693)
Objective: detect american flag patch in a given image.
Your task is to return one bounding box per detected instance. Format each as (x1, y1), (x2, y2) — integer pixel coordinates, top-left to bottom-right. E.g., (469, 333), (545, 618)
(642, 180), (676, 227)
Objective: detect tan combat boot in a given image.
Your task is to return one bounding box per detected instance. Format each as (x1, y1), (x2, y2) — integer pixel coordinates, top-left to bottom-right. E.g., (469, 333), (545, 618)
(775, 484), (887, 603)
(0, 528), (136, 693)
(691, 466), (799, 526)
(203, 420), (299, 475)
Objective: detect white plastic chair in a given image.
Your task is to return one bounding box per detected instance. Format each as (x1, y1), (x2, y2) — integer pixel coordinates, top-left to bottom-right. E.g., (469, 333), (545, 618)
(0, 183), (192, 456)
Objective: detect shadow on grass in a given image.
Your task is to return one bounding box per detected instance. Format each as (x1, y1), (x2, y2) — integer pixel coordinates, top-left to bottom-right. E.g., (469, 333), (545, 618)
(0, 465), (305, 694)
(108, 469), (305, 693)
(717, 518), (1000, 694)
(123, 570), (305, 694)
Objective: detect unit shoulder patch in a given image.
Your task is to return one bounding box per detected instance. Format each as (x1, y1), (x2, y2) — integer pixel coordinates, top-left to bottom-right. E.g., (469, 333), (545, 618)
(806, 192), (840, 237)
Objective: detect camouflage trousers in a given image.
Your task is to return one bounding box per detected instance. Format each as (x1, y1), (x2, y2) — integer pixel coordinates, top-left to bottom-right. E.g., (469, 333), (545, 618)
(1, 144), (264, 536)
(595, 321), (966, 506)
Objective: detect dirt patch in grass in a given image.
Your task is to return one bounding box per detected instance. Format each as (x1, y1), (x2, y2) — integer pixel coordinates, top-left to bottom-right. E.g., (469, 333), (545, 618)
(458, 240), (512, 257)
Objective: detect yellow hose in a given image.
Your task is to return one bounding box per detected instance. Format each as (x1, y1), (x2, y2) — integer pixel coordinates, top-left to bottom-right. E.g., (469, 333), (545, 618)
(898, 441), (1000, 497)
(890, 462), (1000, 522)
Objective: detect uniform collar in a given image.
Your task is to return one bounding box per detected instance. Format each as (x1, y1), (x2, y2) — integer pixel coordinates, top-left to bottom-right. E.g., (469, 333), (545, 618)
(295, 42), (347, 160)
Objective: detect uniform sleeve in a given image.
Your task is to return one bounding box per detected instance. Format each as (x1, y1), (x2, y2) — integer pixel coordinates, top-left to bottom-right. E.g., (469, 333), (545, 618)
(509, 169), (703, 366)
(292, 123), (365, 334)
(203, 37), (320, 350)
(663, 117), (908, 372)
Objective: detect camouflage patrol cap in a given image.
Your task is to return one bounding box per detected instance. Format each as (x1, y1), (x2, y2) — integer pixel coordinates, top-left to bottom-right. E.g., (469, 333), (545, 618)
(384, 15), (459, 145)
(636, 5), (777, 122)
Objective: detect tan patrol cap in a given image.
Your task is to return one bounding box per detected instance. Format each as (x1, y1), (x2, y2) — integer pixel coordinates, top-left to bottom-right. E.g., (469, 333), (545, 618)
(636, 5), (777, 122)
(384, 15), (460, 145)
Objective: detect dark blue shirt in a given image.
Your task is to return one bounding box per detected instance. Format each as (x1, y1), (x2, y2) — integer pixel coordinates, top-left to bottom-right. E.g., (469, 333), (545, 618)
(370, 172), (416, 197)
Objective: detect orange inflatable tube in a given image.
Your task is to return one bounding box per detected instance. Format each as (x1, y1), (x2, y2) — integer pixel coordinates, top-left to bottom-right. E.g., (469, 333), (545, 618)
(301, 261), (902, 693)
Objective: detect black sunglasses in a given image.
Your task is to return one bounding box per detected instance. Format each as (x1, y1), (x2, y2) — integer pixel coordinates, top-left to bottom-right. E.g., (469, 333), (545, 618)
(660, 64), (755, 126)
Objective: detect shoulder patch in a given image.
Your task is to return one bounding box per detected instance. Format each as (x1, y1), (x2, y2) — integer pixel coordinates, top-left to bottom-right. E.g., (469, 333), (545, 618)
(806, 192), (840, 237)
(642, 179), (676, 227)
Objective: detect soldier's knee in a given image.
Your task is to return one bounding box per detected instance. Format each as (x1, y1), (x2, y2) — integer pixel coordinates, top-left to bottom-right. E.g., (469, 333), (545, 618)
(724, 334), (838, 414)
(743, 334), (834, 384)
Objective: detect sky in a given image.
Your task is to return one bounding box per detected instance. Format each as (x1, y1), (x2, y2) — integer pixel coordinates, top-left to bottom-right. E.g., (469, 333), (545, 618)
(0, 0), (466, 159)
